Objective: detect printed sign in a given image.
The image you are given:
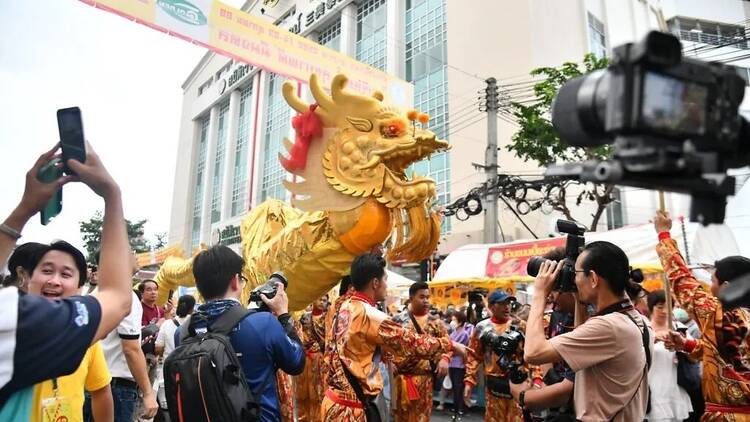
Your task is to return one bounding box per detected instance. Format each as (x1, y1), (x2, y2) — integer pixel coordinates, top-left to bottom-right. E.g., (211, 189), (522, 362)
(80, 0), (413, 106)
(485, 238), (565, 278)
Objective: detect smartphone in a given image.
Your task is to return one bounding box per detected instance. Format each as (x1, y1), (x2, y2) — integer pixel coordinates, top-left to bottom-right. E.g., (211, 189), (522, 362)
(37, 158), (63, 225)
(56, 107), (86, 174)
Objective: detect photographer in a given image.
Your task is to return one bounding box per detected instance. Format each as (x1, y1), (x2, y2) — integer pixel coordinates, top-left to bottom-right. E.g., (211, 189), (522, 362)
(463, 289), (522, 422)
(524, 241), (653, 422)
(509, 249), (576, 421)
(654, 211), (750, 419)
(171, 245), (305, 422)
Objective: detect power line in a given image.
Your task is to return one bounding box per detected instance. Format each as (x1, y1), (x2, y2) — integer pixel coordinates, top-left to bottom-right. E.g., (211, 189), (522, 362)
(447, 115), (485, 138)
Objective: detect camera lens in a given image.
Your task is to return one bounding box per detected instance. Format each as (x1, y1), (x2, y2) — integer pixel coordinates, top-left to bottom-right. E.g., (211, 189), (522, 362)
(527, 256), (546, 277)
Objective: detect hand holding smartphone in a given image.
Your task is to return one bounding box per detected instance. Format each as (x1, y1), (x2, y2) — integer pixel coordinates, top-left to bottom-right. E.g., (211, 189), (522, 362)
(57, 107), (86, 174)
(37, 107), (87, 225)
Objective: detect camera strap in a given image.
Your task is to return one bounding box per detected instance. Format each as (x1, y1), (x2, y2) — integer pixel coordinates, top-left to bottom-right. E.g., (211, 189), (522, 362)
(595, 300), (651, 420)
(408, 312), (438, 374)
(332, 302), (381, 422)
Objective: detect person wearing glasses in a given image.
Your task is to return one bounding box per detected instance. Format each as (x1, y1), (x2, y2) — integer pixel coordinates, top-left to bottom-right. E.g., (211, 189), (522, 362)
(177, 245), (305, 422)
(523, 241), (654, 422)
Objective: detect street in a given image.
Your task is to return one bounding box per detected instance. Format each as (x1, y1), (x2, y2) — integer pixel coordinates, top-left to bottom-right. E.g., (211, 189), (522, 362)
(429, 407), (485, 421)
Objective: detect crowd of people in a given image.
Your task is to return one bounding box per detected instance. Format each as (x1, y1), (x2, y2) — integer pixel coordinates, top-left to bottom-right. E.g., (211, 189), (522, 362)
(1, 144), (750, 422)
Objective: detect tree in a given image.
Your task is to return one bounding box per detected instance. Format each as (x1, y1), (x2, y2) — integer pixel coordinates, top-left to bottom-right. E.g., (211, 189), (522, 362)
(79, 211), (152, 263)
(153, 232), (168, 250)
(507, 53), (614, 231)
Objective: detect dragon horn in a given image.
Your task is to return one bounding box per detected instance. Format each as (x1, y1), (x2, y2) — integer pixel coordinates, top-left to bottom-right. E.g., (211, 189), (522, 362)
(282, 81), (308, 114)
(310, 74), (336, 111)
(330, 74), (352, 104)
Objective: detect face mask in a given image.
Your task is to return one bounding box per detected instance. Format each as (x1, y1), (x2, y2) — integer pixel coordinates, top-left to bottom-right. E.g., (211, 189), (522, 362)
(450, 321), (457, 330)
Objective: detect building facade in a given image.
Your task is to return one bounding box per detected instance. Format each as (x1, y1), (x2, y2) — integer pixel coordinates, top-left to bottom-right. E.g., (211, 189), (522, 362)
(168, 0), (750, 270)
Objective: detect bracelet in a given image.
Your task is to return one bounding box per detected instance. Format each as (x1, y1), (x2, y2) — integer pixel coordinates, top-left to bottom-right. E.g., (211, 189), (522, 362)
(0, 223), (21, 240)
(519, 390), (526, 408)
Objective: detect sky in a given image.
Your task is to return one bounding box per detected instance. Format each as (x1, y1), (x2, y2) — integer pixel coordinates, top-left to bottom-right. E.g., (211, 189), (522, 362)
(0, 1), (243, 253)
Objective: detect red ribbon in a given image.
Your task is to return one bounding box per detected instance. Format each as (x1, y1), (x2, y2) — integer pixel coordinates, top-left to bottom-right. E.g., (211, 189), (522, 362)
(280, 104), (323, 172)
(405, 376), (420, 401)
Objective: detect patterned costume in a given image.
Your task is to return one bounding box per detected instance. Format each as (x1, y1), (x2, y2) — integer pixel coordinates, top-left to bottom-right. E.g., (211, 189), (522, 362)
(296, 310), (327, 422)
(322, 293), (452, 421)
(277, 366), (296, 422)
(464, 317), (522, 422)
(657, 235), (750, 421)
(390, 310), (450, 422)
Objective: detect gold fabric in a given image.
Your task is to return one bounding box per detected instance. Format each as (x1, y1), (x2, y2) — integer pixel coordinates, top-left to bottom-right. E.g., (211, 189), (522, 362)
(154, 73), (449, 310)
(657, 238), (750, 421)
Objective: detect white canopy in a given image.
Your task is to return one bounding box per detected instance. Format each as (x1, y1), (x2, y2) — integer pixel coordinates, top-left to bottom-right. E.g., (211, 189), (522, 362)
(434, 221), (741, 281)
(386, 269), (415, 297)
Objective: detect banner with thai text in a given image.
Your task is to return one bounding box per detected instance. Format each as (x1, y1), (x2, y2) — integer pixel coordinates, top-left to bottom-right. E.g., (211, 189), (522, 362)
(485, 238), (566, 278)
(80, 0), (414, 106)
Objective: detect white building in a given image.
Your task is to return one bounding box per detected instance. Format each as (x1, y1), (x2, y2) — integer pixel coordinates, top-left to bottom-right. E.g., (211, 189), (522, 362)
(167, 0), (750, 278)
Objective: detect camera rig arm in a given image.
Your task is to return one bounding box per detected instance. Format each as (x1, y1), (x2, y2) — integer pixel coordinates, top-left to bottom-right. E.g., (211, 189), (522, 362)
(545, 159), (736, 225)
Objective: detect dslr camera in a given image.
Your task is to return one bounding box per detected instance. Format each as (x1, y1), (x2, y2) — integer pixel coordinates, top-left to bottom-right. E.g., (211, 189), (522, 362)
(478, 324), (528, 384)
(249, 272), (288, 311)
(527, 219), (586, 292)
(547, 31), (750, 225)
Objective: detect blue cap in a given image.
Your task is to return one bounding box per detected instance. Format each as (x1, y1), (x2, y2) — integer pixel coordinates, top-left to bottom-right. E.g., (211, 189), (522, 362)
(488, 289), (516, 304)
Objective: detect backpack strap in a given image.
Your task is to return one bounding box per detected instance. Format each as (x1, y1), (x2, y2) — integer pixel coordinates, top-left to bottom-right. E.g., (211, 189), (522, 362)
(209, 304), (251, 335)
(172, 317), (180, 328)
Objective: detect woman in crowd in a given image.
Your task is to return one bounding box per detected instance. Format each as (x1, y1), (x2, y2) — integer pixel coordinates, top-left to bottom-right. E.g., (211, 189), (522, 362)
(446, 310), (471, 421)
(646, 290), (693, 422)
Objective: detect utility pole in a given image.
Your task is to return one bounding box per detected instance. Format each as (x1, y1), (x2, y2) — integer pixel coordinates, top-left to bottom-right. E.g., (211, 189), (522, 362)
(483, 77), (500, 244)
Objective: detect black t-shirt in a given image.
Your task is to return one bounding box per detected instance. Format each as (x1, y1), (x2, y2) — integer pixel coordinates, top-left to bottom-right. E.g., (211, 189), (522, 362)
(0, 288), (102, 410)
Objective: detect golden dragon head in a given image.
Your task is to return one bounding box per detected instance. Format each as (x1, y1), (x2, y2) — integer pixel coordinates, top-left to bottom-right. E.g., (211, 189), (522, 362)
(280, 74), (449, 261)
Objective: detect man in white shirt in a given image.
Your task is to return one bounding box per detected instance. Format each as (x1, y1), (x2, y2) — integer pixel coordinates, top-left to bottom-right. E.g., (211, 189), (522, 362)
(154, 294), (195, 412)
(84, 252), (158, 422)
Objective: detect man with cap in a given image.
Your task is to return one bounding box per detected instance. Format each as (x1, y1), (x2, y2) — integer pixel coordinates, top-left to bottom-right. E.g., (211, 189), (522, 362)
(654, 210), (750, 421)
(390, 281), (451, 422)
(464, 289), (521, 422)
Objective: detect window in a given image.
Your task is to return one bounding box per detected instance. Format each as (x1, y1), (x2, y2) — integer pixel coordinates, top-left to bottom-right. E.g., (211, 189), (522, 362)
(668, 17), (748, 49)
(406, 0), (451, 234)
(587, 12), (607, 58)
(191, 117), (210, 250)
(231, 83), (254, 216)
(356, 0), (387, 70)
(258, 73), (291, 203)
(210, 103), (230, 223)
(319, 20), (341, 51)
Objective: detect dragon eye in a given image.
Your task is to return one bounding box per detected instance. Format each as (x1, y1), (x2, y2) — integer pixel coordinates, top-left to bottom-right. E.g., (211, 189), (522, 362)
(380, 120), (406, 138)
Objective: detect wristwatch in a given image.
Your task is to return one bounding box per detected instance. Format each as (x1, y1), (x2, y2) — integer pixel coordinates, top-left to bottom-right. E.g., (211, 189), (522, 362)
(519, 390), (527, 408)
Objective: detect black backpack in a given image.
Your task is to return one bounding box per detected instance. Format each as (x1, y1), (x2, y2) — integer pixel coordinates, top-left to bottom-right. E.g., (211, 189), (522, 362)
(164, 305), (266, 422)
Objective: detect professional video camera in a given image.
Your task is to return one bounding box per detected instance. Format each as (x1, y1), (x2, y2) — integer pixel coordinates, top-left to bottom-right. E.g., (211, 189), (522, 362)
(547, 30), (750, 225)
(249, 272), (288, 311)
(478, 324), (528, 384)
(527, 219), (586, 292)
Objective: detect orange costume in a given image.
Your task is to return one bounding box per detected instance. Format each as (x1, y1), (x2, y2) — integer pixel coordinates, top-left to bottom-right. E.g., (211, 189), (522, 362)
(464, 317), (522, 422)
(657, 234), (750, 421)
(296, 310), (327, 422)
(322, 293), (452, 421)
(390, 310), (449, 422)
